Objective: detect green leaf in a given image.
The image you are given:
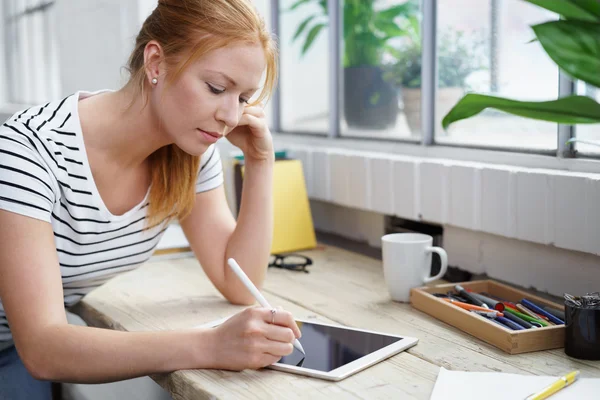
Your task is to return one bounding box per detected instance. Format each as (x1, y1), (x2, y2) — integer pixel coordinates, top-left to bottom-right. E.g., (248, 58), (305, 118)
(571, 0), (600, 18)
(442, 94), (600, 130)
(288, 0), (313, 12)
(301, 23), (325, 55)
(376, 2), (417, 21)
(345, 31), (382, 66)
(370, 91), (381, 105)
(532, 20), (600, 88)
(318, 0), (327, 13)
(409, 14), (420, 33)
(374, 20), (407, 37)
(525, 0), (600, 21)
(292, 15), (318, 42)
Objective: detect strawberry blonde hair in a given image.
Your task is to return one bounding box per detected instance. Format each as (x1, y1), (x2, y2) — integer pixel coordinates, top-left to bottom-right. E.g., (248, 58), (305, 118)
(126, 0), (278, 228)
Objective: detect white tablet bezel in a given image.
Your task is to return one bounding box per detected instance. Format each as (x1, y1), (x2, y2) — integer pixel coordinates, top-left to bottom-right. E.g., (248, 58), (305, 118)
(197, 317), (419, 381)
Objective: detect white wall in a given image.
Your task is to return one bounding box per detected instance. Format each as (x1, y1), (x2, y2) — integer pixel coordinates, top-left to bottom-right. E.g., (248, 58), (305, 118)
(310, 199), (386, 247)
(276, 140), (600, 297)
(444, 225), (600, 296)
(54, 0), (143, 95)
(286, 144), (600, 256)
(137, 0), (158, 25)
(305, 198), (600, 297)
(0, 5), (30, 121)
(0, 4), (6, 106)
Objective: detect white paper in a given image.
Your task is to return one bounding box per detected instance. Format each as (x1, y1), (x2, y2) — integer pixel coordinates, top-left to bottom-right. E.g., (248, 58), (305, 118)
(430, 367), (600, 400)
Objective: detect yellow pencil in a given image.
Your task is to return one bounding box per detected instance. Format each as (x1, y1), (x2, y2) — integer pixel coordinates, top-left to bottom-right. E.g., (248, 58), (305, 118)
(525, 371), (580, 400)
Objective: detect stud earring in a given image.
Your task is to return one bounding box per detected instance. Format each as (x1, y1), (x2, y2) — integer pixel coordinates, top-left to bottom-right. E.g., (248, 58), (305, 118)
(151, 77), (158, 85)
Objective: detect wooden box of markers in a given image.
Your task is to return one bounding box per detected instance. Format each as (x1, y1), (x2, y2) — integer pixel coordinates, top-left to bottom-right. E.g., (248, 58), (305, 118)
(410, 280), (565, 354)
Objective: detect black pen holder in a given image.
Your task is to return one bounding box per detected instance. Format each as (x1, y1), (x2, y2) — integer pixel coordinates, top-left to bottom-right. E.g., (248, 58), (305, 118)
(564, 302), (600, 360)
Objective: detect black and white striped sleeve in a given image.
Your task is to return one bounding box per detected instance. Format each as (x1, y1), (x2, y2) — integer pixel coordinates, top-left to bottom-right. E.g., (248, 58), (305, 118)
(195, 144), (224, 193)
(0, 125), (57, 222)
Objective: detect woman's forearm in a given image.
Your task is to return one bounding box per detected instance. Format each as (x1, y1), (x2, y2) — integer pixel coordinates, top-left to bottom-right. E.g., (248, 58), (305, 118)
(224, 157), (274, 302)
(22, 324), (214, 384)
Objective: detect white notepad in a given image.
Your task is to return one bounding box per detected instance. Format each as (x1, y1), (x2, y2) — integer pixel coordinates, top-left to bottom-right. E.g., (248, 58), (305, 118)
(430, 367), (600, 400)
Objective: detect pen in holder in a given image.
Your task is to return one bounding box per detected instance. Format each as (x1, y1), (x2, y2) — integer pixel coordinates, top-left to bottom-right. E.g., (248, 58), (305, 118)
(564, 292), (600, 360)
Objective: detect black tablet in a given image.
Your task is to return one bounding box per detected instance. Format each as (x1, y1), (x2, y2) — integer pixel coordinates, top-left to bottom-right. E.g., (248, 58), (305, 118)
(201, 317), (418, 381)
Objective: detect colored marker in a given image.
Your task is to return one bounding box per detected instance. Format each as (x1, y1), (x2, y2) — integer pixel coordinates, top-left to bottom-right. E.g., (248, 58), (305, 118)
(521, 299), (565, 325)
(469, 292), (505, 312)
(496, 315), (525, 330)
(502, 309), (536, 329)
(442, 298), (501, 315)
(504, 307), (549, 327)
(517, 304), (550, 322)
(470, 310), (503, 318)
(455, 285), (489, 309)
(542, 306), (565, 321)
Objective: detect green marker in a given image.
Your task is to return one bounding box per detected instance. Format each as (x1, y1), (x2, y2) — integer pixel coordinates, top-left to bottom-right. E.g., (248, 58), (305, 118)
(504, 307), (548, 327)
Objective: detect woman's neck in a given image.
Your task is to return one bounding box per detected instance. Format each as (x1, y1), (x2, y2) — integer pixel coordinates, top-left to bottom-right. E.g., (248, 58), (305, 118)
(78, 84), (170, 171)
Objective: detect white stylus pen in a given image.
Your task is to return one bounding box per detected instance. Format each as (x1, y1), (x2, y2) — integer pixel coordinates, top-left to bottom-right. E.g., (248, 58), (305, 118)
(227, 258), (305, 355)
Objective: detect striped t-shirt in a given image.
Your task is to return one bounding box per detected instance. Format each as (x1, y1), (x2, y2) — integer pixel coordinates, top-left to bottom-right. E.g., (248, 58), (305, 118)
(0, 90), (224, 344)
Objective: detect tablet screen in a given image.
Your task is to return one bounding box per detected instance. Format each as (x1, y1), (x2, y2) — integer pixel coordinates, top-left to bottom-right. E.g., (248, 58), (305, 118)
(276, 322), (404, 372)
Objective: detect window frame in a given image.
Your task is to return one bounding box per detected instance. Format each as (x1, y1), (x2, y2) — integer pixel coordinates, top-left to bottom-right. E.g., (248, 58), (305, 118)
(272, 0), (598, 161)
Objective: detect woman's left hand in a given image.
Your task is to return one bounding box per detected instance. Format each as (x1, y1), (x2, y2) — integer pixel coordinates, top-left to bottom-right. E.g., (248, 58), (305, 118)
(226, 105), (274, 162)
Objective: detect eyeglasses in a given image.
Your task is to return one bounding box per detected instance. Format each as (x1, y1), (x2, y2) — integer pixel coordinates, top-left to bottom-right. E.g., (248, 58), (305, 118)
(268, 253), (313, 273)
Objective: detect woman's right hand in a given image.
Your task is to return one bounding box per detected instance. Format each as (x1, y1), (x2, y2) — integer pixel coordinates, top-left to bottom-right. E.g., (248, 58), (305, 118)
(204, 306), (302, 371)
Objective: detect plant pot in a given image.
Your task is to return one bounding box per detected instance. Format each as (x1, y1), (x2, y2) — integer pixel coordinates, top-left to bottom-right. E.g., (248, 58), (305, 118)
(343, 66), (399, 130)
(401, 87), (422, 136)
(400, 86), (465, 136)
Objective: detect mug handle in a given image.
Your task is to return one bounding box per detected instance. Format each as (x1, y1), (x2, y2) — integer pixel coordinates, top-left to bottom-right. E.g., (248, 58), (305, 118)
(424, 246), (448, 283)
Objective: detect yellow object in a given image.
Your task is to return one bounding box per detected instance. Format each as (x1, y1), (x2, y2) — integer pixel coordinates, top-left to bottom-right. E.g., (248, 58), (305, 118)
(525, 371), (580, 400)
(238, 159), (316, 254)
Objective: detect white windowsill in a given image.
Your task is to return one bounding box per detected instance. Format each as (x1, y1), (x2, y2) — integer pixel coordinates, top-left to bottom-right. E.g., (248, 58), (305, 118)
(272, 132), (600, 175)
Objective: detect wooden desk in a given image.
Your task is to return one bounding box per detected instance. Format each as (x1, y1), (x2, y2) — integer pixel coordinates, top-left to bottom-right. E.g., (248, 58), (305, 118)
(73, 245), (600, 399)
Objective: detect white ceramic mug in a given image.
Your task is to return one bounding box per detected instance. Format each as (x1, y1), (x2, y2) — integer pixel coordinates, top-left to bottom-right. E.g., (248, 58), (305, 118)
(381, 233), (448, 302)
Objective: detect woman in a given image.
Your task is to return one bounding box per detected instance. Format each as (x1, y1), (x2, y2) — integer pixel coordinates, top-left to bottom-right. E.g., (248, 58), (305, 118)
(0, 0), (301, 398)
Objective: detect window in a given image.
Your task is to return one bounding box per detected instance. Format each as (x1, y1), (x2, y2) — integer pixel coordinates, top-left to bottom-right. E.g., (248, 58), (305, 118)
(575, 81), (600, 156)
(279, 0), (330, 135)
(435, 0), (558, 150)
(340, 1), (421, 140)
(3, 0), (60, 105)
(272, 0), (599, 160)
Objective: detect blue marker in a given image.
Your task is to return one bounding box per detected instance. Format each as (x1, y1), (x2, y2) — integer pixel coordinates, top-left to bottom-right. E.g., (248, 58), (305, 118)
(496, 315), (525, 330)
(521, 299), (565, 325)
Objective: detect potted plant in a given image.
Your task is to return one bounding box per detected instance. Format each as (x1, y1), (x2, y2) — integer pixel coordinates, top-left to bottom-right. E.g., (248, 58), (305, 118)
(384, 26), (487, 136)
(289, 0), (419, 130)
(441, 0), (600, 150)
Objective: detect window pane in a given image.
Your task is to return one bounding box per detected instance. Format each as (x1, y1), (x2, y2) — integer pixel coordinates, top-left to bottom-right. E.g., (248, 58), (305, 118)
(436, 0), (559, 151)
(279, 0), (329, 134)
(575, 81), (600, 155)
(340, 0), (421, 140)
